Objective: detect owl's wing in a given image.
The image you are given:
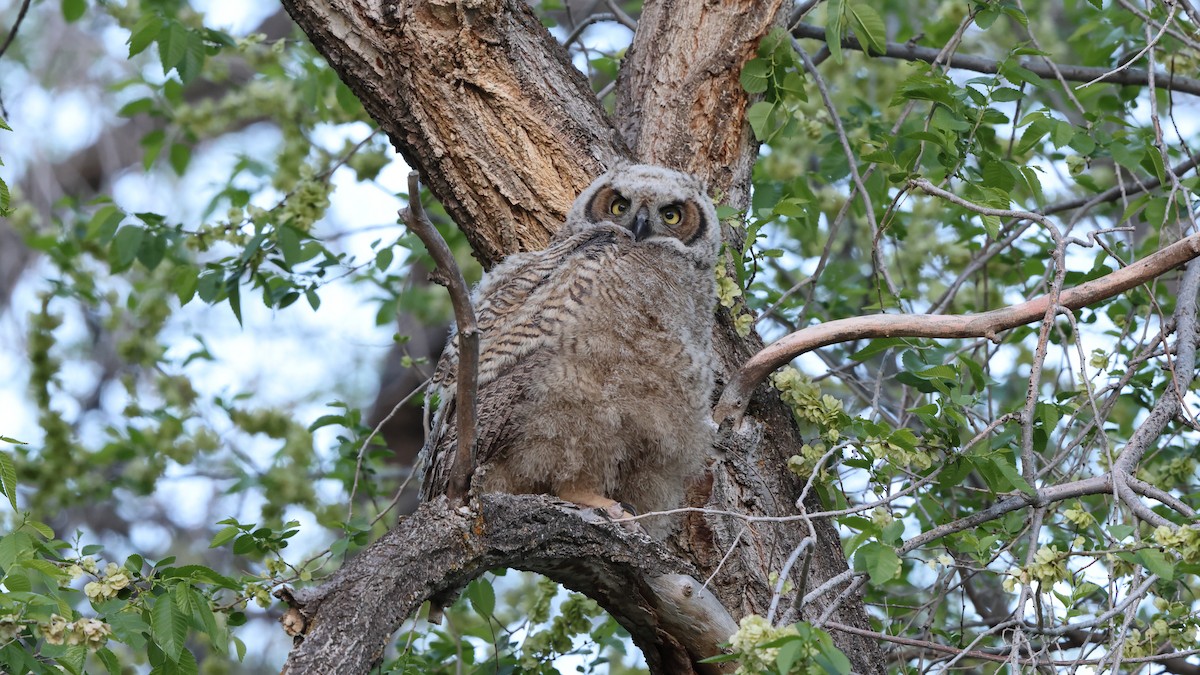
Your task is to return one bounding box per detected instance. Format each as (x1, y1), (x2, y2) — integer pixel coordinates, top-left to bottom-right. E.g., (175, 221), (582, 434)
(420, 225), (628, 499)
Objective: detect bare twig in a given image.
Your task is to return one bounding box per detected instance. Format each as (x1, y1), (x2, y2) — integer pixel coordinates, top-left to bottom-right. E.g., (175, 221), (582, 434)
(601, 0), (636, 31)
(0, 0), (32, 64)
(401, 172), (479, 507)
(346, 378), (430, 522)
(1113, 257), (1200, 474)
(563, 13), (621, 47)
(790, 22), (1200, 98)
(714, 232), (1200, 424)
(1076, 1), (1176, 90)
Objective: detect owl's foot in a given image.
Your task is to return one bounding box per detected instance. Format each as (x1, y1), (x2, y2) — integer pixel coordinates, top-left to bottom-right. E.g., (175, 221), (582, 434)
(558, 489), (641, 529)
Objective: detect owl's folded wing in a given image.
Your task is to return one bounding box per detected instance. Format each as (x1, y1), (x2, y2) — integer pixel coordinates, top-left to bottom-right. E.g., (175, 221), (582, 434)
(419, 225), (628, 498)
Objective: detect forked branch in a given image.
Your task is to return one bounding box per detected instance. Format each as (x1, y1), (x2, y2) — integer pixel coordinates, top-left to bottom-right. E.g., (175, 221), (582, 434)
(278, 494), (737, 674)
(400, 172), (479, 506)
(714, 231), (1200, 424)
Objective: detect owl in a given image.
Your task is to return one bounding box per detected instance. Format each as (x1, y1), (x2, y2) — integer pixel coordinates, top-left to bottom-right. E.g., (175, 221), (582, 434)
(419, 163), (720, 531)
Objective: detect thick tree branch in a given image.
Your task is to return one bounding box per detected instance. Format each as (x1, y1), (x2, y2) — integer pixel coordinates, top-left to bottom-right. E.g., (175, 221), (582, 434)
(614, 0), (786, 205)
(715, 231), (1200, 423)
(281, 0), (886, 671)
(790, 23), (1200, 98)
(278, 494), (736, 674)
(279, 0), (626, 266)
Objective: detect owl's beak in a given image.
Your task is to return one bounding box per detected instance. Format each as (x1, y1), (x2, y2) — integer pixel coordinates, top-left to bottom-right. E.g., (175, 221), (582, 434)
(632, 207), (651, 241)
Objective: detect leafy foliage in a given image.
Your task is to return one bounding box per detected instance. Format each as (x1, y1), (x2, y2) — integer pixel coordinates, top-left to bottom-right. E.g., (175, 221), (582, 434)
(3, 0), (1200, 671)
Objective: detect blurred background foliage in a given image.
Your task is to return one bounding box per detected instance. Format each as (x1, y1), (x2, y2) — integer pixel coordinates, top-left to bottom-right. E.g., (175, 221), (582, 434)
(1, 0), (1199, 672)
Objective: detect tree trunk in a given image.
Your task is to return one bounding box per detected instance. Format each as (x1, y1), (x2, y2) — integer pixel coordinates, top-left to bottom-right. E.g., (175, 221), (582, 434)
(278, 0), (885, 671)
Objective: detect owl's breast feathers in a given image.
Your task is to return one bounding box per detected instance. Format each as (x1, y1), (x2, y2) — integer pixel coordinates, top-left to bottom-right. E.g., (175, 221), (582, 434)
(420, 220), (715, 508)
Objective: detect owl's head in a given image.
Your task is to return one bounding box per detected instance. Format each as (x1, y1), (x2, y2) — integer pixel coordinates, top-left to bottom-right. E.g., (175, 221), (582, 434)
(563, 163), (721, 265)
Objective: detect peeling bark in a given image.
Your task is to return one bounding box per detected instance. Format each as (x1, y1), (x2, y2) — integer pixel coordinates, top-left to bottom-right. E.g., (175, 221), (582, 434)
(613, 0), (785, 206)
(278, 0), (886, 671)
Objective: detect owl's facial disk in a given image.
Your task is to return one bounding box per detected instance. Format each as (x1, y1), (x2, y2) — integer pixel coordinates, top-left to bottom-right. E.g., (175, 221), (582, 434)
(586, 185), (706, 245)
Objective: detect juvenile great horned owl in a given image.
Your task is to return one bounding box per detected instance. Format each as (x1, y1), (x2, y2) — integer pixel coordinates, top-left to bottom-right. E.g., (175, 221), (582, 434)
(420, 163), (720, 526)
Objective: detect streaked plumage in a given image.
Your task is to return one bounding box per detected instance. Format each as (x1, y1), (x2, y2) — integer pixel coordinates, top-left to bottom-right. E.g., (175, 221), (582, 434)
(420, 163), (720, 530)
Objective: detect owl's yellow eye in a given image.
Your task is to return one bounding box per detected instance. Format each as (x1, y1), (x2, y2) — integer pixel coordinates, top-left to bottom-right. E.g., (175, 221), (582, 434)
(610, 197), (630, 216)
(660, 205), (682, 225)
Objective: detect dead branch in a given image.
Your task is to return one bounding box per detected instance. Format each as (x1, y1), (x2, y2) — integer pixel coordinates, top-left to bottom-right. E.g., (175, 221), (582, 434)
(715, 231), (1200, 424)
(400, 172), (478, 507)
(790, 22), (1200, 98)
(278, 493), (736, 674)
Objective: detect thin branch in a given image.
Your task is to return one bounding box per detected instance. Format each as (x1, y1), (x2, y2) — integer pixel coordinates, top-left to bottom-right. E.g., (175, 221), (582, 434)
(601, 0), (636, 31)
(1076, 0), (1176, 90)
(401, 172), (479, 507)
(824, 619), (1200, 668)
(1113, 257), (1200, 473)
(346, 378), (430, 522)
(563, 13), (621, 47)
(791, 22), (1200, 98)
(0, 0), (32, 64)
(714, 231), (1200, 424)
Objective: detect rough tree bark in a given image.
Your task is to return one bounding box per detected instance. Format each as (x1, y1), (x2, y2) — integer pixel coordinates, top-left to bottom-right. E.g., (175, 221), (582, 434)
(278, 0), (885, 672)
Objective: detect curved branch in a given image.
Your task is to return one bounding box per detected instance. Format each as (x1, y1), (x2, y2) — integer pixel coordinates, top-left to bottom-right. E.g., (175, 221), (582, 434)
(790, 23), (1200, 99)
(715, 232), (1200, 423)
(401, 172), (478, 506)
(278, 493), (736, 674)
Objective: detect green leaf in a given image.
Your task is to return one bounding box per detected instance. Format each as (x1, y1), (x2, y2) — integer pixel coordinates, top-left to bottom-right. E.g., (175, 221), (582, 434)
(740, 58), (770, 94)
(160, 564), (239, 589)
(138, 129), (165, 171)
(158, 21), (189, 75)
(1108, 524), (1135, 541)
(466, 577), (496, 617)
(118, 97), (156, 117)
(1137, 548), (1175, 582)
(169, 143), (192, 176)
(24, 519), (53, 539)
(109, 225), (145, 270)
(97, 648), (122, 675)
(847, 2), (886, 55)
(62, 0), (86, 22)
(277, 225), (303, 266)
(981, 214), (1001, 239)
(991, 87), (1024, 102)
(137, 233), (167, 271)
(990, 452), (1036, 496)
(152, 592), (188, 661)
(855, 542), (901, 584)
(228, 282), (243, 326)
(776, 638), (804, 674)
(1142, 148), (1167, 185)
(815, 640), (853, 674)
(747, 101), (779, 141)
(825, 0), (845, 64)
(209, 526), (239, 548)
(172, 265), (199, 305)
(176, 30), (207, 83)
(87, 205), (125, 243)
(0, 451), (16, 511)
(128, 14), (163, 56)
